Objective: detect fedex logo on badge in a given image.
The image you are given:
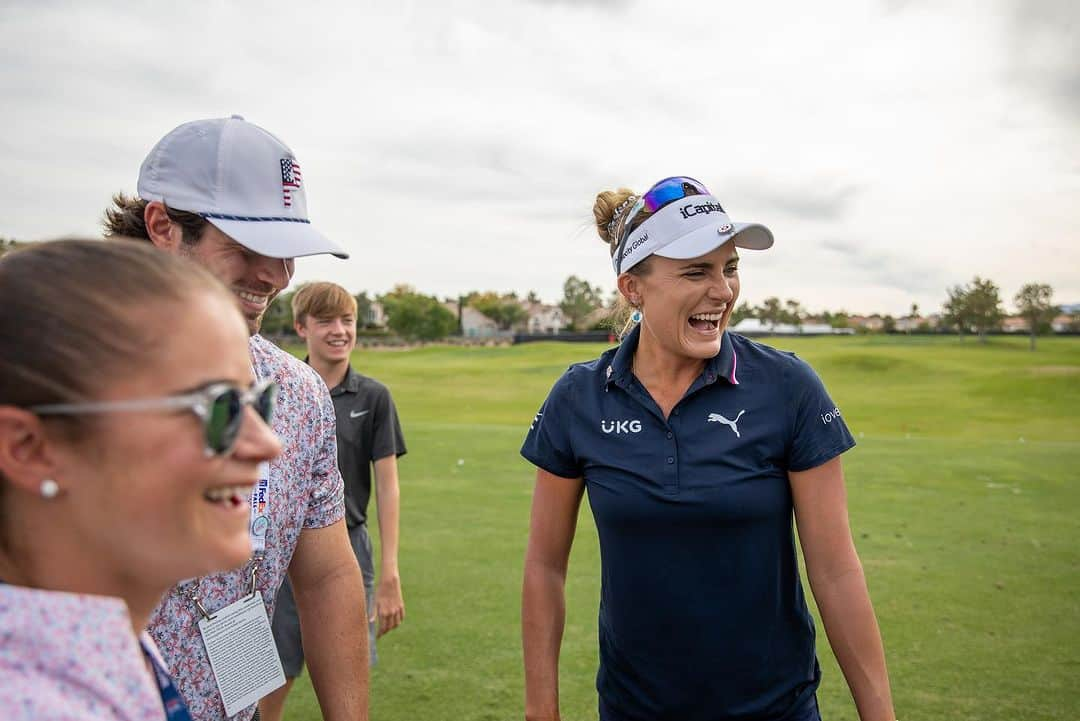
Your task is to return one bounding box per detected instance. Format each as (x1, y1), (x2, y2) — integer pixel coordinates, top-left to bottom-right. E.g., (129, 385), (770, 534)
(601, 419), (642, 434)
(252, 478), (269, 514)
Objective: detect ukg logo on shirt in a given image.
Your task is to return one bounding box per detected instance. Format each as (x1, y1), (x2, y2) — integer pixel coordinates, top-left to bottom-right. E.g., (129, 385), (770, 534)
(601, 419), (642, 434)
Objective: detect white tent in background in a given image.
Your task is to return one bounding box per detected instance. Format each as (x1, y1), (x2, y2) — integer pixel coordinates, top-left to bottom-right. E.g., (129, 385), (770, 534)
(730, 319), (850, 336)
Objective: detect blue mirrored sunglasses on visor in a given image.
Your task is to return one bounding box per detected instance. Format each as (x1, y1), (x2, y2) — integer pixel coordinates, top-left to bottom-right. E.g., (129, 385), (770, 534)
(614, 176), (713, 274)
(30, 379), (278, 457)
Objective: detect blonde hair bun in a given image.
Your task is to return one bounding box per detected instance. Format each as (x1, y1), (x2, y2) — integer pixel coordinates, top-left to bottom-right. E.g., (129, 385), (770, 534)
(593, 188), (637, 252)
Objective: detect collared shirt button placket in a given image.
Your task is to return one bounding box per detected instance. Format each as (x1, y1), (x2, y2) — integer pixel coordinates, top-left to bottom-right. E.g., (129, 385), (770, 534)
(663, 412), (680, 493)
(662, 447), (679, 493)
(656, 446), (673, 492)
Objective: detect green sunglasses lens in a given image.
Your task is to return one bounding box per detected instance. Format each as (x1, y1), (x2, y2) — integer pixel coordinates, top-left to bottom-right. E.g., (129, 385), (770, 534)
(207, 388), (242, 454)
(204, 383), (278, 455)
(256, 384), (279, 425)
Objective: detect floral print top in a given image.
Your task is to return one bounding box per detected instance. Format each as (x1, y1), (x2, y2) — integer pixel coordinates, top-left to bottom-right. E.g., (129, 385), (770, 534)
(0, 584), (168, 720)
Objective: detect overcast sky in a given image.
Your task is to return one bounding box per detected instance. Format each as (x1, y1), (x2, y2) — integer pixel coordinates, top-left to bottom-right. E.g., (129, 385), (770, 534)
(2, 0), (1077, 314)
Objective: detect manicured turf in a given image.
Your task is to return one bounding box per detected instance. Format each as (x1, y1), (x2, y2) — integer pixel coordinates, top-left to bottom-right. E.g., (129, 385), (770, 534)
(280, 335), (1080, 721)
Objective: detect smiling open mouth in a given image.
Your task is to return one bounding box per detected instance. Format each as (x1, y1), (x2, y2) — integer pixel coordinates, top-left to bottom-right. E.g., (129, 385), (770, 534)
(203, 485), (251, 510)
(236, 290), (267, 304)
(688, 312), (724, 332)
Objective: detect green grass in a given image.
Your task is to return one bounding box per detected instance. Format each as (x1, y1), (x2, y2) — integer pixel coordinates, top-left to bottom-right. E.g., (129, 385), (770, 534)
(279, 335), (1080, 721)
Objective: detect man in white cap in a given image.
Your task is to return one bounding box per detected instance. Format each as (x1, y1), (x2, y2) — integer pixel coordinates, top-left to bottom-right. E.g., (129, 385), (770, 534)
(104, 115), (368, 721)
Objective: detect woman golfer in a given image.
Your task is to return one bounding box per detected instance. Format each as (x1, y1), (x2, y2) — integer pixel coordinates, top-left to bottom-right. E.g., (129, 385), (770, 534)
(521, 177), (895, 721)
(0, 240), (281, 720)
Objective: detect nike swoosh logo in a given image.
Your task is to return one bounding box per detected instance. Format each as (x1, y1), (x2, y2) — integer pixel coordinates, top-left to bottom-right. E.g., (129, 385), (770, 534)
(350, 410), (370, 419)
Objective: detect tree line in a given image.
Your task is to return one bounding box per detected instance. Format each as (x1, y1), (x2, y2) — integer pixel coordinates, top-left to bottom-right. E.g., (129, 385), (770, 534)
(262, 278), (603, 341)
(2, 236), (1074, 349)
(261, 274), (1073, 350)
(942, 277), (1063, 350)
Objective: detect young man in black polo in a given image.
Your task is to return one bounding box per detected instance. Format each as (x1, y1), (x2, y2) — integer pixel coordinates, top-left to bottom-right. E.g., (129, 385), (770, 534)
(260, 282), (406, 721)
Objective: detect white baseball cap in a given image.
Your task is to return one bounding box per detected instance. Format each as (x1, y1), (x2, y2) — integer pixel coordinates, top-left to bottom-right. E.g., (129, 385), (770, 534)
(137, 115), (348, 259)
(612, 176), (772, 274)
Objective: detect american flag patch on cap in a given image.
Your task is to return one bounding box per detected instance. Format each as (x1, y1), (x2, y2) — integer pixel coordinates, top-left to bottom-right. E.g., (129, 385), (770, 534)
(280, 158), (302, 208)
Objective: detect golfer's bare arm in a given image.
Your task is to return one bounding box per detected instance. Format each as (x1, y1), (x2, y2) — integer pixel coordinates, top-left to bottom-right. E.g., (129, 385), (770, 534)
(791, 456), (896, 721)
(289, 519), (369, 721)
(372, 454), (404, 637)
(522, 468), (585, 721)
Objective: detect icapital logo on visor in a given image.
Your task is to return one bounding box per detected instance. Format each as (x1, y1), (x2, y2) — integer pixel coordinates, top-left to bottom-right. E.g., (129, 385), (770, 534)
(680, 200), (725, 219)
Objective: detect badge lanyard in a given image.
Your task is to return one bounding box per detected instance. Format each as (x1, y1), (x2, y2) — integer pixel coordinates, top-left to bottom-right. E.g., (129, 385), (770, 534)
(185, 362), (272, 619)
(142, 638), (195, 721)
(247, 360), (271, 593)
(182, 362), (286, 715)
(249, 360), (272, 556)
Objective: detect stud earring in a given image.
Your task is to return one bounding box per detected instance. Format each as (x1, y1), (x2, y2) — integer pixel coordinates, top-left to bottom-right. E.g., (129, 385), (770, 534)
(40, 479), (60, 499)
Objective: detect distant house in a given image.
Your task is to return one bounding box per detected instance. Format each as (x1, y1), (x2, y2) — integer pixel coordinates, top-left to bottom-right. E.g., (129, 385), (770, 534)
(442, 301), (500, 337)
(363, 301), (387, 328)
(847, 315), (885, 332)
(524, 303), (565, 334)
(894, 316), (921, 332)
(1051, 314), (1076, 333)
(463, 306), (499, 337)
(1002, 316), (1029, 333)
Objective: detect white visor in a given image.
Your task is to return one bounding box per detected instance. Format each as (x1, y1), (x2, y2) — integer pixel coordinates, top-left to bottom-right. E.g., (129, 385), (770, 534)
(613, 193), (773, 274)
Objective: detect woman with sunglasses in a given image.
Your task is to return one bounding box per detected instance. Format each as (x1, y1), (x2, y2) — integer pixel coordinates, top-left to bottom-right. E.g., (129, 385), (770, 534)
(0, 239), (282, 720)
(522, 178), (895, 721)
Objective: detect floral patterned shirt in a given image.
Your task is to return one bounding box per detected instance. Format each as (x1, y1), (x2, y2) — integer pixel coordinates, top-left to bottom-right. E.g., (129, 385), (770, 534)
(0, 584), (167, 720)
(147, 335), (345, 721)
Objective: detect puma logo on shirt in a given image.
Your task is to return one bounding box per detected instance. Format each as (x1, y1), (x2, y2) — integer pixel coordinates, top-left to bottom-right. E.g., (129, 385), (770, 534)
(708, 410), (745, 438)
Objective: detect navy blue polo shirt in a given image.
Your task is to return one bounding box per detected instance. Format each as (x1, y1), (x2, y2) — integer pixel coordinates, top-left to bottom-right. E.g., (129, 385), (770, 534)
(521, 326), (855, 721)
